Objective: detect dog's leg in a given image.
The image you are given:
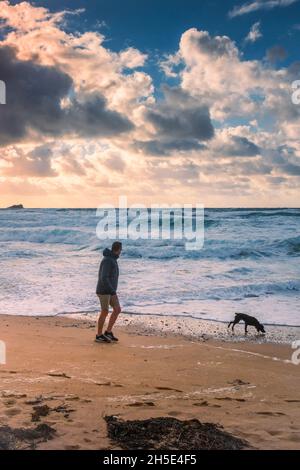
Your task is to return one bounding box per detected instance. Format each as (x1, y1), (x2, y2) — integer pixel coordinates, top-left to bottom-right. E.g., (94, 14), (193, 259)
(228, 321), (233, 329)
(245, 323), (248, 335)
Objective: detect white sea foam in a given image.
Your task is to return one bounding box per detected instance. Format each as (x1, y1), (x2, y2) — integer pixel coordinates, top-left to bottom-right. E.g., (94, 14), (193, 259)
(0, 208), (299, 327)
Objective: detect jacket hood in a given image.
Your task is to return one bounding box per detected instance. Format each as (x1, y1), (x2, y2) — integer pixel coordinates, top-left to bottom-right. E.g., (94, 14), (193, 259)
(103, 247), (119, 259)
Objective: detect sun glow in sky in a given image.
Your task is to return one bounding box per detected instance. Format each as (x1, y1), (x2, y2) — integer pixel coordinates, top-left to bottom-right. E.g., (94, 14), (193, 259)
(0, 0), (300, 207)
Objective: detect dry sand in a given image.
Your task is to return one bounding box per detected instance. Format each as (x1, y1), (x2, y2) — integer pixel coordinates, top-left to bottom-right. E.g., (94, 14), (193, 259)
(0, 314), (299, 450)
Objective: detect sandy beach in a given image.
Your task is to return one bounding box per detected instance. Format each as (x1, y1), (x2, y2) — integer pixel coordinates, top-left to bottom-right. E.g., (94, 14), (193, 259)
(0, 313), (299, 450)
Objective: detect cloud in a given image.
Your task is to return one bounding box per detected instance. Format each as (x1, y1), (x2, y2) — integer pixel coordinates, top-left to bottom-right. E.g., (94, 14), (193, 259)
(146, 105), (214, 141)
(164, 27), (300, 126)
(229, 0), (299, 18)
(0, 1), (151, 120)
(0, 45), (134, 145)
(159, 52), (182, 78)
(133, 85), (214, 156)
(119, 47), (147, 69)
(0, 2), (299, 207)
(2, 144), (57, 177)
(180, 28), (239, 61)
(245, 22), (262, 43)
(222, 136), (261, 157)
(133, 139), (206, 156)
(266, 45), (287, 63)
(145, 86), (214, 141)
(102, 154), (126, 173)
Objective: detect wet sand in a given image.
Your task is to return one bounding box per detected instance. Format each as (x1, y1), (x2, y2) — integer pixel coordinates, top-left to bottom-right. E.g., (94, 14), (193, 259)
(0, 314), (299, 450)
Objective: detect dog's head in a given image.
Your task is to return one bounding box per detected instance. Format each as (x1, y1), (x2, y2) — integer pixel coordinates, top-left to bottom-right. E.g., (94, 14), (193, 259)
(258, 323), (266, 334)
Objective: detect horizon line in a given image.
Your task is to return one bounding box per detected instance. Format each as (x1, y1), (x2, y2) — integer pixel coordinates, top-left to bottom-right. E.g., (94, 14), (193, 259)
(2, 206), (300, 210)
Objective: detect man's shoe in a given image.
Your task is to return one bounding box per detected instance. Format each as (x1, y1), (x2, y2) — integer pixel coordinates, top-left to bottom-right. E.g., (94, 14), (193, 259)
(104, 331), (119, 342)
(95, 334), (111, 343)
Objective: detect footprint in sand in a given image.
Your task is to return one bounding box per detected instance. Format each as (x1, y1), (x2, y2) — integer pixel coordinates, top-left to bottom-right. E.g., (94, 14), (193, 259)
(3, 399), (16, 406)
(25, 397), (45, 405)
(216, 397), (246, 402)
(47, 372), (71, 379)
(127, 401), (155, 407)
(155, 386), (183, 392)
(192, 401), (221, 408)
(193, 401), (209, 407)
(228, 379), (250, 386)
(95, 381), (124, 388)
(286, 433), (300, 442)
(4, 408), (22, 417)
(2, 392), (27, 399)
(267, 430), (282, 436)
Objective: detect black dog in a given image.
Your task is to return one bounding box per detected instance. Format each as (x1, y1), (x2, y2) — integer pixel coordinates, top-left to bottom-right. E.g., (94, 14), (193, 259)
(228, 313), (266, 335)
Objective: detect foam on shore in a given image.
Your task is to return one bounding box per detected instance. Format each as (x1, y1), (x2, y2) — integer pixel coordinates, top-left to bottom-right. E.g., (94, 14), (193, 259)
(63, 311), (300, 345)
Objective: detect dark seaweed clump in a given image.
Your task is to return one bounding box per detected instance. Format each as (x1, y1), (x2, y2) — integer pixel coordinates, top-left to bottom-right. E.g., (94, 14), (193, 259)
(105, 416), (250, 450)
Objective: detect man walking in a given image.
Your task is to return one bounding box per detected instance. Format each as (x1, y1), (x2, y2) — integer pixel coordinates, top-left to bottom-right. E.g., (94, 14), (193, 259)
(96, 241), (122, 343)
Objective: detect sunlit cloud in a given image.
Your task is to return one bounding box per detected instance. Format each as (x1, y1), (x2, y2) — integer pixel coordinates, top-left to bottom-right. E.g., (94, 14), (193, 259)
(229, 0), (299, 18)
(0, 1), (299, 208)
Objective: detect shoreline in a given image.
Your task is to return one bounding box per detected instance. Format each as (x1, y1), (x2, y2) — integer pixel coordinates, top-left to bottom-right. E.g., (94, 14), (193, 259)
(63, 311), (300, 346)
(1, 311), (299, 345)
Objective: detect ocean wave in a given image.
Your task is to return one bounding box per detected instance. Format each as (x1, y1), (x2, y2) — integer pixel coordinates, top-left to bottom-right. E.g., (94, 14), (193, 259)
(0, 209), (299, 261)
(0, 228), (95, 245)
(238, 210), (300, 218)
(203, 280), (300, 300)
(274, 235), (300, 255)
(3, 235), (299, 260)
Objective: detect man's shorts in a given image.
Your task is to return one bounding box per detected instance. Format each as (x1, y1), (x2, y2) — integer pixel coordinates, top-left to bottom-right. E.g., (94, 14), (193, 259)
(97, 294), (120, 312)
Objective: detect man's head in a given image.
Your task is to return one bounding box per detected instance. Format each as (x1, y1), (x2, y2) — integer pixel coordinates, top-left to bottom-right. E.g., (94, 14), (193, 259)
(111, 241), (122, 257)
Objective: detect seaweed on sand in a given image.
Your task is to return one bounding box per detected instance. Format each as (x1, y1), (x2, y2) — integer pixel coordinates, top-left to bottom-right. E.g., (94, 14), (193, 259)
(104, 416), (250, 450)
(0, 423), (56, 450)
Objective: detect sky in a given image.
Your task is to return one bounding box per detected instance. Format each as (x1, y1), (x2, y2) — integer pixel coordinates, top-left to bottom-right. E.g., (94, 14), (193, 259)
(0, 0), (300, 208)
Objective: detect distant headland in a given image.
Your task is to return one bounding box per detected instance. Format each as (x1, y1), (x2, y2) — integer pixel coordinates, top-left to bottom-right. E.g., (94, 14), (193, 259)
(5, 204), (24, 210)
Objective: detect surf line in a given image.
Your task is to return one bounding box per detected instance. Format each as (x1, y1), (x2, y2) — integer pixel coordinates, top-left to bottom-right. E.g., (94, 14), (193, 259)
(210, 345), (293, 364)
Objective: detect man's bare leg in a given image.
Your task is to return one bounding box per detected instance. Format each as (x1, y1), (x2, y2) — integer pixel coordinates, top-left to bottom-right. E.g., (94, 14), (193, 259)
(97, 310), (108, 336)
(106, 295), (121, 333)
(107, 306), (121, 333)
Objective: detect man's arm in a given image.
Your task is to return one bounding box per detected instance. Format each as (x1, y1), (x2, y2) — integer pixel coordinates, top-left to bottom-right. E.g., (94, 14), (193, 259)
(100, 258), (116, 295)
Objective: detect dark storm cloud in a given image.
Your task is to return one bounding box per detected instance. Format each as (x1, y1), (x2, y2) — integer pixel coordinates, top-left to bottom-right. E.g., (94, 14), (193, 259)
(281, 162), (300, 175)
(0, 46), (133, 146)
(222, 136), (260, 157)
(257, 146), (300, 177)
(138, 85), (214, 156)
(134, 138), (206, 156)
(146, 105), (214, 141)
(63, 95), (133, 138)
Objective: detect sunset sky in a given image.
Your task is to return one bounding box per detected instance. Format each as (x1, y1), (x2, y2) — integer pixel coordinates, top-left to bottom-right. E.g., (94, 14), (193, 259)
(0, 0), (300, 208)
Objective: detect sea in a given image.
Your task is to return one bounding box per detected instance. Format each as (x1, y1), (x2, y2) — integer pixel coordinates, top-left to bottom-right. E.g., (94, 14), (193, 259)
(0, 208), (299, 326)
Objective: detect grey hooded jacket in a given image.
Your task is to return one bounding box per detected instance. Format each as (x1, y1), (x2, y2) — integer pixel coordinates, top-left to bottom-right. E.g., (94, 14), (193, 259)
(96, 248), (119, 295)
